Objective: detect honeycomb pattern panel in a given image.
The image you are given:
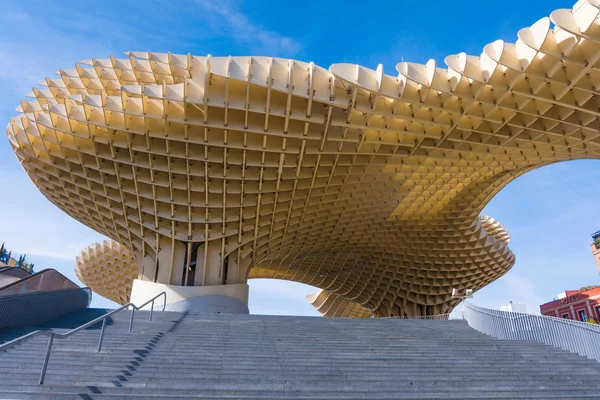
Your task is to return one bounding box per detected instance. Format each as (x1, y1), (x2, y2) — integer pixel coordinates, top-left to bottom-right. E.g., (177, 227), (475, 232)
(307, 289), (373, 318)
(7, 0), (600, 316)
(75, 240), (139, 305)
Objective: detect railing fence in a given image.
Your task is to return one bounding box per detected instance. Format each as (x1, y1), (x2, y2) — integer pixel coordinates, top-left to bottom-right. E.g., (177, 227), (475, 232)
(464, 302), (600, 362)
(0, 291), (167, 384)
(382, 314), (451, 320)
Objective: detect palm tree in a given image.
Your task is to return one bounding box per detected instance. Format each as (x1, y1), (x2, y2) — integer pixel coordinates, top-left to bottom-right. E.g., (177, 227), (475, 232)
(21, 261), (34, 273)
(0, 243), (7, 264)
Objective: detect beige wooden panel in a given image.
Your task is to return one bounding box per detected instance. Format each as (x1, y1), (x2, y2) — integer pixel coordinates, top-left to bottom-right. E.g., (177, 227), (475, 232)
(75, 240), (138, 305)
(8, 0), (600, 316)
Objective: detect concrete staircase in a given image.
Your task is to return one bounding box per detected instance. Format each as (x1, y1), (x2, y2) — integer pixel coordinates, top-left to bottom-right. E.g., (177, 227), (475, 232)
(1, 310), (600, 399)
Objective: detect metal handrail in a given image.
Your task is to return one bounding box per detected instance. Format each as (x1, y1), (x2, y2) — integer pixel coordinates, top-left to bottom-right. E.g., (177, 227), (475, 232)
(466, 302), (600, 334)
(382, 314), (452, 320)
(463, 302), (600, 362)
(0, 291), (166, 384)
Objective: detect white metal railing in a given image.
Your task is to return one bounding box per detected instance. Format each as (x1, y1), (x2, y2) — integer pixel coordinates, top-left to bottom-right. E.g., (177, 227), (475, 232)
(383, 314), (452, 320)
(464, 302), (600, 362)
(0, 292), (166, 384)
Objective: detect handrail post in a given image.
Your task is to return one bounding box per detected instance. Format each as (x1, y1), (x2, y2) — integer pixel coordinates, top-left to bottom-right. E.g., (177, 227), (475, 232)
(39, 334), (54, 385)
(129, 308), (135, 332)
(97, 318), (107, 352)
(149, 299), (155, 321)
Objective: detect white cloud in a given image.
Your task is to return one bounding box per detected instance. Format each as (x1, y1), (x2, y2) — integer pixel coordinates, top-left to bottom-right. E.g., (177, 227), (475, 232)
(0, 170), (108, 261)
(473, 273), (547, 315)
(194, 0), (302, 56)
(499, 274), (546, 314)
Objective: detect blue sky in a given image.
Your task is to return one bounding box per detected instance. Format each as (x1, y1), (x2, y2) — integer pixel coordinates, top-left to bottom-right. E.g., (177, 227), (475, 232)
(0, 0), (598, 315)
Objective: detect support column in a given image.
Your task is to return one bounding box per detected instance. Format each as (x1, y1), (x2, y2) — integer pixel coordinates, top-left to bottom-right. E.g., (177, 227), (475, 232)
(140, 254), (155, 281)
(193, 244), (205, 286)
(237, 256), (252, 284)
(133, 238), (252, 314)
(130, 279), (249, 314)
(226, 251), (239, 284)
(203, 241), (222, 286)
(154, 237), (186, 285)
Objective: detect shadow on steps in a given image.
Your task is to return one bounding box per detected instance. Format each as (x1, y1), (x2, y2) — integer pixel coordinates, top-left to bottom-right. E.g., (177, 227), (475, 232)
(0, 308), (112, 344)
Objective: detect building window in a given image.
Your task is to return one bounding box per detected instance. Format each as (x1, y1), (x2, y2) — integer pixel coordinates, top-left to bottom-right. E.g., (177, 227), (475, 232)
(562, 314), (570, 319)
(579, 310), (587, 322)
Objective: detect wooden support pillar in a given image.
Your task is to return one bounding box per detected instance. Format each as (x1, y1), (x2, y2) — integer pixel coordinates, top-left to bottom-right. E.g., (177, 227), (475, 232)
(203, 241), (222, 285)
(226, 251), (238, 284)
(155, 237), (186, 285)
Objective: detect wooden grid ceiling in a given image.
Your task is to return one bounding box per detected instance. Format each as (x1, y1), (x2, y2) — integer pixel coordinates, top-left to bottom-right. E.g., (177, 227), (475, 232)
(6, 0), (600, 316)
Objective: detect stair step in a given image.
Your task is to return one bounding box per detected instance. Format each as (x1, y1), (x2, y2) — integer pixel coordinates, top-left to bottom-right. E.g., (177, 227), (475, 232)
(2, 310), (600, 399)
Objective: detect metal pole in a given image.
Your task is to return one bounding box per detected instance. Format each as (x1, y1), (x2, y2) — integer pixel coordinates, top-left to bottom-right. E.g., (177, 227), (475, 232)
(97, 318), (107, 352)
(149, 299), (154, 321)
(39, 335), (54, 385)
(129, 309), (135, 332)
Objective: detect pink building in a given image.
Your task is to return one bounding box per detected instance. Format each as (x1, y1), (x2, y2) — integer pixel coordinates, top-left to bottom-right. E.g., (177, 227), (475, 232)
(540, 287), (600, 322)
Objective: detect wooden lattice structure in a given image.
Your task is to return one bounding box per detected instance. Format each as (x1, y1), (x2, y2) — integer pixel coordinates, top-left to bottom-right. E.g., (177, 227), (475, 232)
(6, 0), (600, 316)
(75, 240), (138, 305)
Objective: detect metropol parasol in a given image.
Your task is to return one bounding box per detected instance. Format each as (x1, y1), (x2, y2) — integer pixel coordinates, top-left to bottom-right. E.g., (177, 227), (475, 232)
(6, 0), (600, 316)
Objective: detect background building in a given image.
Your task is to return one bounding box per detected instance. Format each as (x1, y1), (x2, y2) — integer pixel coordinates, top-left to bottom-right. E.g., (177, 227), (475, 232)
(538, 231), (600, 321)
(591, 230), (600, 275)
(500, 301), (526, 313)
(540, 287), (600, 322)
